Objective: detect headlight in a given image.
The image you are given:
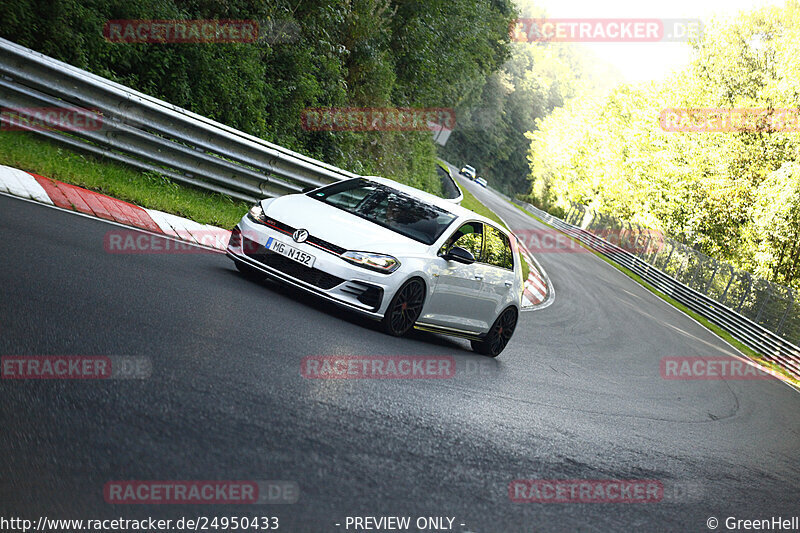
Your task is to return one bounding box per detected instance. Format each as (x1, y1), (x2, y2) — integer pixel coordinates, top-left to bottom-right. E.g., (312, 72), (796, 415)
(248, 203), (266, 222)
(341, 251), (400, 273)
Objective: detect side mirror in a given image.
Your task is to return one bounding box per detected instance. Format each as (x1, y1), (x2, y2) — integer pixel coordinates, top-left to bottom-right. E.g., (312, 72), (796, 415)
(301, 186), (316, 193)
(442, 246), (475, 264)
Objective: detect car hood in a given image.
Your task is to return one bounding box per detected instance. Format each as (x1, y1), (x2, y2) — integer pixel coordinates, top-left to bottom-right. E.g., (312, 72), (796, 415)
(262, 194), (433, 255)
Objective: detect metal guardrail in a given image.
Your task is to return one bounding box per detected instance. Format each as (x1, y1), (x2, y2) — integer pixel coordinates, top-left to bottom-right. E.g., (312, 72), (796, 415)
(0, 38), (460, 205)
(516, 200), (800, 380)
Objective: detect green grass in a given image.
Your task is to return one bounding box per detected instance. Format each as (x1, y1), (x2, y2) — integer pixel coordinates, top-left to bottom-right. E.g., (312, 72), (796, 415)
(0, 131), (249, 228)
(460, 185), (506, 227)
(507, 199), (799, 387)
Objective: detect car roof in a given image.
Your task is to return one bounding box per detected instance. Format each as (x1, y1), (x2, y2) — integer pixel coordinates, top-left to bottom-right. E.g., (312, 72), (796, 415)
(361, 175), (505, 233)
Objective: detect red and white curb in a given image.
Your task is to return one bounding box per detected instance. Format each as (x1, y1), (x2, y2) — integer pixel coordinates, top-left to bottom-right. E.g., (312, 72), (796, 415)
(522, 262), (548, 307)
(517, 239), (553, 310)
(0, 165), (229, 251)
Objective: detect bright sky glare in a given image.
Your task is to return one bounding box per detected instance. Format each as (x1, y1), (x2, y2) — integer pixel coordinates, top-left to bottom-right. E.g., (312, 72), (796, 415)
(529, 0), (786, 82)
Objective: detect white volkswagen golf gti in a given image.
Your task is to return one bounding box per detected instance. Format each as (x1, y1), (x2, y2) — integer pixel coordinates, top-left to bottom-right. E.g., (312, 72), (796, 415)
(227, 176), (523, 356)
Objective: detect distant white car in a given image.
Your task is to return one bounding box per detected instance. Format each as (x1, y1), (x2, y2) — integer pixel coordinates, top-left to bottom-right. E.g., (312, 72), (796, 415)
(227, 176), (523, 356)
(475, 177), (488, 188)
(459, 165), (476, 180)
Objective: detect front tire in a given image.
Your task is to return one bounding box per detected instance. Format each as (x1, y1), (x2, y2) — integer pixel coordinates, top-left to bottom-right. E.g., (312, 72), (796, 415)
(381, 278), (426, 337)
(471, 307), (518, 357)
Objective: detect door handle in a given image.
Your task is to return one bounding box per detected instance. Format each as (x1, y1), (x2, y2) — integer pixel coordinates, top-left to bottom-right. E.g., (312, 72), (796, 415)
(473, 275), (483, 281)
(504, 281), (513, 287)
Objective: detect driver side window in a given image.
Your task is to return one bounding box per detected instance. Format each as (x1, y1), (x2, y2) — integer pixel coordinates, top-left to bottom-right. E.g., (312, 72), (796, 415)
(441, 222), (483, 260)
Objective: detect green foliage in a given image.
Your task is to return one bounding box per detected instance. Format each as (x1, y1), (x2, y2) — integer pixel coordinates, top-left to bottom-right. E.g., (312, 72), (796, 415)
(749, 162), (800, 285)
(441, 17), (621, 196)
(0, 0), (516, 195)
(525, 2), (800, 288)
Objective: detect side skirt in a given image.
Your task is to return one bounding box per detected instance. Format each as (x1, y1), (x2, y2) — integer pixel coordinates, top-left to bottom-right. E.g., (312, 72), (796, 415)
(414, 322), (485, 341)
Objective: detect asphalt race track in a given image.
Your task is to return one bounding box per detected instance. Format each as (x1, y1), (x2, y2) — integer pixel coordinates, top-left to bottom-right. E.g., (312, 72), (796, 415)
(1, 189), (799, 532)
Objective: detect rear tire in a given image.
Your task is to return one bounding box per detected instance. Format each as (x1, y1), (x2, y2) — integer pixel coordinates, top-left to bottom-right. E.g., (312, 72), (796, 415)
(234, 259), (266, 281)
(381, 278), (426, 337)
(471, 307), (518, 357)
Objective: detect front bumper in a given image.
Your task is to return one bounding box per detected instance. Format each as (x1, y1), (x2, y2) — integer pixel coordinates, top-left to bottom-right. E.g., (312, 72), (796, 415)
(227, 215), (395, 317)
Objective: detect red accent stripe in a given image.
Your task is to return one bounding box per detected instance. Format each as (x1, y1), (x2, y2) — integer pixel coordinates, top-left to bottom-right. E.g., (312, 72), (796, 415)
(263, 220), (291, 235)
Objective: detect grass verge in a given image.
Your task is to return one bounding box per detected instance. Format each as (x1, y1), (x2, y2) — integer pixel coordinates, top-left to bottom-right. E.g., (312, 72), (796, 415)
(508, 199), (800, 388)
(0, 131), (251, 228)
(460, 185), (506, 227)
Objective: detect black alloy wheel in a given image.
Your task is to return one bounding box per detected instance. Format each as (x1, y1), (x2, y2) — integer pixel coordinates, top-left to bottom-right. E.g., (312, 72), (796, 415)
(471, 307), (518, 357)
(381, 278), (425, 336)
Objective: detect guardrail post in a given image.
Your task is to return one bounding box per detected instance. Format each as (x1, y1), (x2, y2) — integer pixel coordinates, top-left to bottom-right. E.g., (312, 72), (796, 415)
(704, 260), (719, 295)
(777, 289), (794, 336)
(661, 240), (676, 271)
(676, 245), (690, 280)
(635, 225), (649, 259)
(754, 283), (774, 324)
(687, 254), (705, 288)
(719, 266), (735, 303)
(565, 205), (576, 224)
(736, 273), (753, 313)
(642, 234), (654, 262)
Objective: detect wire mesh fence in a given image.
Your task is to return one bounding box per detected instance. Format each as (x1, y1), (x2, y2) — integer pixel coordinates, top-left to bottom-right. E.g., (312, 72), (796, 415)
(563, 204), (800, 346)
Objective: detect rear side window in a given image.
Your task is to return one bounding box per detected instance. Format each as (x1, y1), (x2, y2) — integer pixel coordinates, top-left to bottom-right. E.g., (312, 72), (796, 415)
(483, 225), (513, 270)
(442, 222), (483, 260)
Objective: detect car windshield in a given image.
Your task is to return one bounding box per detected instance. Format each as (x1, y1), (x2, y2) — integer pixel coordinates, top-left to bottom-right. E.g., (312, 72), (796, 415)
(308, 178), (457, 245)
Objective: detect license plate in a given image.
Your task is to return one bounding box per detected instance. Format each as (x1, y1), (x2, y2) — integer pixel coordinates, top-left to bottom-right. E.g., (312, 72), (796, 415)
(266, 237), (315, 268)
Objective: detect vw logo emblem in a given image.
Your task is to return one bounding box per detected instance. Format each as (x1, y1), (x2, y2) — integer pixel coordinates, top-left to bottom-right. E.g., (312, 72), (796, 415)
(292, 229), (309, 243)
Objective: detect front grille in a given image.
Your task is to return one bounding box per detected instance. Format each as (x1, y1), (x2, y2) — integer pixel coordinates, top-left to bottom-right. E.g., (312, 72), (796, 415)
(306, 235), (346, 255)
(257, 216), (346, 256)
(242, 237), (344, 290)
